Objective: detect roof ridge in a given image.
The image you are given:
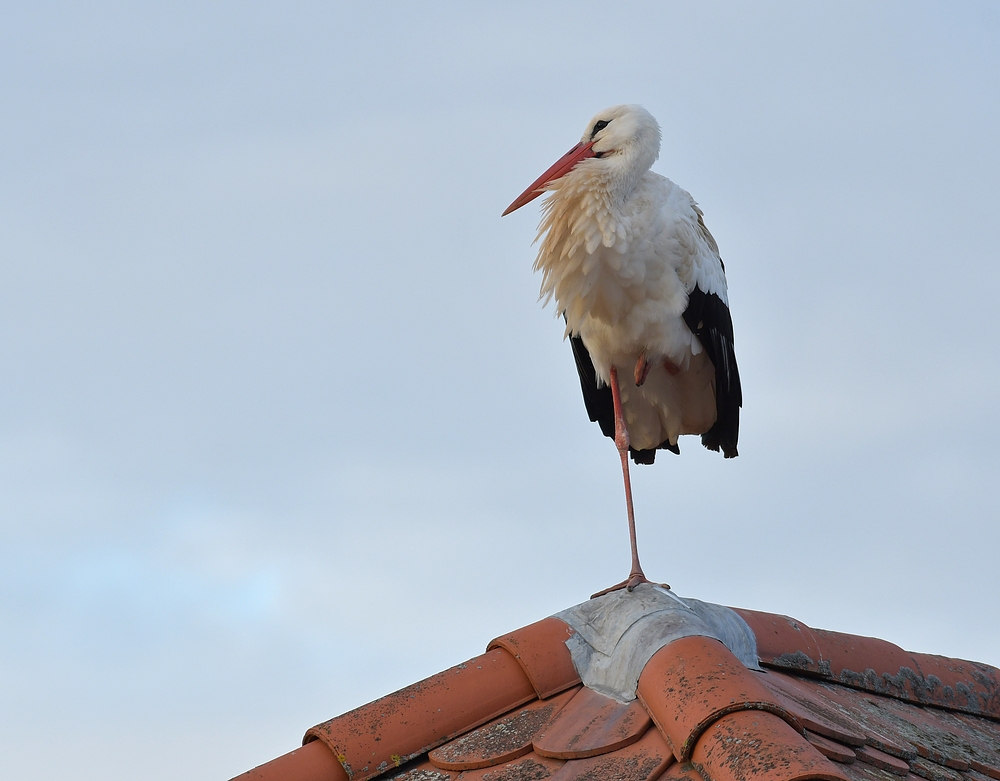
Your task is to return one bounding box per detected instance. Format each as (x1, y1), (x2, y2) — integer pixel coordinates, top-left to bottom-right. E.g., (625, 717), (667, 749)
(487, 617), (581, 699)
(231, 594), (1000, 781)
(303, 648), (536, 781)
(733, 607), (1000, 719)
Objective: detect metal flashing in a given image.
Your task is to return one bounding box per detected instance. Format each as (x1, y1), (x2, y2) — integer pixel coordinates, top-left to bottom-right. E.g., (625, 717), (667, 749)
(553, 585), (760, 703)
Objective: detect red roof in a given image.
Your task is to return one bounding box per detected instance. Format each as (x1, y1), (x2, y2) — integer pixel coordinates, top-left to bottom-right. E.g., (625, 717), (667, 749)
(231, 587), (1000, 781)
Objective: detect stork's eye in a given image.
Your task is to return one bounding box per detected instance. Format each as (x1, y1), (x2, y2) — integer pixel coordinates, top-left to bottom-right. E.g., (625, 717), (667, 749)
(591, 119), (610, 138)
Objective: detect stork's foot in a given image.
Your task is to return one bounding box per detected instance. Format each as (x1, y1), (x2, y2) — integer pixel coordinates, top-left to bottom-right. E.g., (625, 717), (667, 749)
(590, 572), (669, 599)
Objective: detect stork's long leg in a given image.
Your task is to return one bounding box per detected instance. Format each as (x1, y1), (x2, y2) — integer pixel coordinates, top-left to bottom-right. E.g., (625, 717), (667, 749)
(591, 364), (654, 598)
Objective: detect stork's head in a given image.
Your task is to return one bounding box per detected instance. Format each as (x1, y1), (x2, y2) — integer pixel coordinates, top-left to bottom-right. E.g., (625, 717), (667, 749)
(582, 104), (661, 169)
(502, 104), (661, 216)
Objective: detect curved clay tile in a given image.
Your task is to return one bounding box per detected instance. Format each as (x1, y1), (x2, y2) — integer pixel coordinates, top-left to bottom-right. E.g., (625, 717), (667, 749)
(733, 607), (1000, 719)
(429, 688), (579, 771)
(907, 653), (1000, 718)
(657, 762), (704, 781)
(732, 609), (824, 676)
(855, 746), (909, 776)
(305, 649), (536, 781)
(488, 617), (581, 700)
(636, 635), (801, 762)
(805, 731), (858, 764)
(230, 739), (348, 781)
(533, 686), (652, 760)
(545, 724), (672, 781)
(691, 710), (848, 781)
(452, 752), (563, 781)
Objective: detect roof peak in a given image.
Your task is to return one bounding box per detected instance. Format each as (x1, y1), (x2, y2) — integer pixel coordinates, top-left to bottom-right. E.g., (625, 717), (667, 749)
(555, 585), (759, 702)
(233, 595), (1000, 781)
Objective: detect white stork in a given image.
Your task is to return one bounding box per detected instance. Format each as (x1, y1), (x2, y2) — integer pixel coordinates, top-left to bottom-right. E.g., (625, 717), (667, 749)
(502, 105), (741, 595)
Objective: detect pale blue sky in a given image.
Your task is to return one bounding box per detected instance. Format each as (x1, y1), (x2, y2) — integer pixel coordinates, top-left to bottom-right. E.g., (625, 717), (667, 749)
(2, 2), (999, 779)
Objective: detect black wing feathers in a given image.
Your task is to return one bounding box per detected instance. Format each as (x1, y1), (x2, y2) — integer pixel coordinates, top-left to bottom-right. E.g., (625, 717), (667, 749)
(568, 333), (614, 439)
(681, 286), (742, 458)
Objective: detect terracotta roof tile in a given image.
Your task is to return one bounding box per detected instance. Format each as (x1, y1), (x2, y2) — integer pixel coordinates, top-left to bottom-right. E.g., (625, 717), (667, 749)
(544, 722), (672, 781)
(906, 756), (963, 781)
(972, 760), (1000, 780)
(801, 682), (919, 760)
(690, 709), (847, 781)
(387, 759), (456, 781)
(636, 634), (799, 761)
(488, 618), (581, 700)
(855, 745), (910, 776)
(429, 688), (578, 771)
(805, 731), (857, 764)
(848, 694), (972, 770)
(760, 672), (867, 747)
(764, 673), (1000, 779)
(839, 764), (921, 781)
(946, 712), (1000, 778)
(733, 608), (825, 676)
(734, 608), (1000, 718)
(810, 629), (919, 692)
(231, 593), (1000, 781)
(304, 648), (536, 781)
(452, 752), (564, 781)
(233, 740), (348, 781)
(532, 686), (651, 760)
(906, 653), (1000, 715)
(657, 761), (704, 780)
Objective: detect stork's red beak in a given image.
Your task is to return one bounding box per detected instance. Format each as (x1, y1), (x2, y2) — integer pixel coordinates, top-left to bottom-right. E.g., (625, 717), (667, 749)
(502, 141), (597, 216)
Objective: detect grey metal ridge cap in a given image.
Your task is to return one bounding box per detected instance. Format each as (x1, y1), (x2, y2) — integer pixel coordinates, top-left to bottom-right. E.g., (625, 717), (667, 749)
(553, 584), (760, 703)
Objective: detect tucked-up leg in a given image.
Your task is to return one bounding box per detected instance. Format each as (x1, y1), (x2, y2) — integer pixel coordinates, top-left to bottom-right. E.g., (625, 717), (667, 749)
(634, 351), (652, 386)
